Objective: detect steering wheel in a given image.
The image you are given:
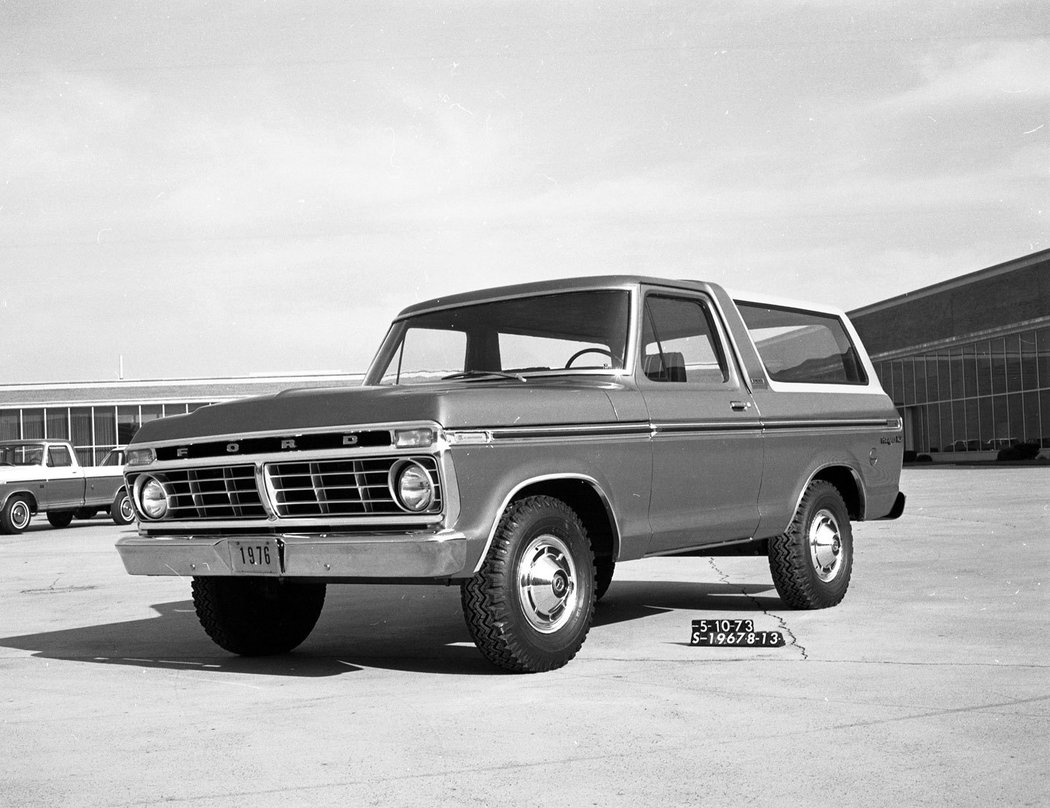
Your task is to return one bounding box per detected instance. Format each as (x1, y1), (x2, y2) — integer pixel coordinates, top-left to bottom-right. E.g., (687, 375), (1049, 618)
(564, 347), (622, 369)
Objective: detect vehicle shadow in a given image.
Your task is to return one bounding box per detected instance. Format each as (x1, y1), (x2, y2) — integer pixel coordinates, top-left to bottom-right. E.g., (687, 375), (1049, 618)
(594, 579), (780, 628)
(19, 518), (114, 534)
(0, 579), (782, 677)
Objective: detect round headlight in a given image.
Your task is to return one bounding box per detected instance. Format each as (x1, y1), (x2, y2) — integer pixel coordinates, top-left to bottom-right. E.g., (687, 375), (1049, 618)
(139, 476), (169, 519)
(391, 461), (434, 512)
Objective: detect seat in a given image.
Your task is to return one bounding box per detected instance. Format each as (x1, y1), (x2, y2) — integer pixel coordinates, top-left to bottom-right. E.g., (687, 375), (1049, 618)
(643, 351), (686, 382)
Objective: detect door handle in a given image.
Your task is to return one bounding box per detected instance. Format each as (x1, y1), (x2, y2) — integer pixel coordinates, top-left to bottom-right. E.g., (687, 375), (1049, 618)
(730, 400), (752, 411)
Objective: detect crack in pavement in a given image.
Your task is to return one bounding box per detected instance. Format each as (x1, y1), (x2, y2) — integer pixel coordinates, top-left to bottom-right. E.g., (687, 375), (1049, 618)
(706, 558), (808, 660)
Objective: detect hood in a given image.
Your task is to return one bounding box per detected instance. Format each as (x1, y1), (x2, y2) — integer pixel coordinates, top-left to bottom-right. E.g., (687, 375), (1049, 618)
(130, 377), (627, 444)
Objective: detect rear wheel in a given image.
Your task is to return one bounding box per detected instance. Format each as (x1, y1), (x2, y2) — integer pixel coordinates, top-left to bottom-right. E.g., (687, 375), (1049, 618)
(1, 496), (33, 534)
(191, 577), (327, 655)
(47, 511), (74, 529)
(111, 489), (134, 525)
(462, 496), (595, 673)
(768, 480), (853, 609)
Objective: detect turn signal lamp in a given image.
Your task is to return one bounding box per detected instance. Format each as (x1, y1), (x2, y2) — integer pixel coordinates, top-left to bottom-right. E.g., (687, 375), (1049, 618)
(126, 448), (155, 466)
(394, 428), (435, 449)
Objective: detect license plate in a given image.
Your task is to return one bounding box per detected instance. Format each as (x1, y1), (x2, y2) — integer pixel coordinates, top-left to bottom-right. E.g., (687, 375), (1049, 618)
(229, 539), (280, 575)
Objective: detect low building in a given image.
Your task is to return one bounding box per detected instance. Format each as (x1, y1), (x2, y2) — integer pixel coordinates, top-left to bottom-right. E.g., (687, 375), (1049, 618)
(849, 248), (1050, 461)
(0, 374), (363, 466)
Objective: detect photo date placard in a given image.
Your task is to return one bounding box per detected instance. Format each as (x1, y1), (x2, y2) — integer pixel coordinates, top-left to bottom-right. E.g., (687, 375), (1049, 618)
(690, 619), (786, 648)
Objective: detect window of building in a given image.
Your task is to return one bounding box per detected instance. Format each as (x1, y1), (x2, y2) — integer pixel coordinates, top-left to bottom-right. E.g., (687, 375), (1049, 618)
(117, 406), (140, 445)
(1023, 391), (1040, 445)
(1038, 328), (1050, 391)
(22, 409), (44, 439)
(1040, 390), (1050, 447)
(976, 341), (993, 398)
(1020, 331), (1039, 391)
(0, 410), (18, 441)
(979, 396), (996, 448)
(45, 409), (69, 440)
(94, 408), (116, 447)
(1004, 335), (1022, 393)
(70, 408), (92, 450)
(924, 355), (940, 403)
(903, 358), (917, 403)
(927, 404), (942, 452)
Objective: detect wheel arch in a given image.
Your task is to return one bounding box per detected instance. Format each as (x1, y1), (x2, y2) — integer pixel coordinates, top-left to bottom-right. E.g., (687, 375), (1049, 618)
(796, 464), (865, 522)
(471, 474), (621, 574)
(1, 489), (39, 514)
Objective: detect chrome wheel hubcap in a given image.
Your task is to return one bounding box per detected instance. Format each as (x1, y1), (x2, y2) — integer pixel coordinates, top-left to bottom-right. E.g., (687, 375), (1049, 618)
(808, 509), (843, 582)
(11, 501), (30, 530)
(517, 534), (578, 633)
(120, 496), (134, 521)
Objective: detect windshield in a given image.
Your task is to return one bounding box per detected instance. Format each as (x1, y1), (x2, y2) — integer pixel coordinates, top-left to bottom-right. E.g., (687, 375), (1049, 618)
(0, 443), (45, 466)
(370, 290), (631, 385)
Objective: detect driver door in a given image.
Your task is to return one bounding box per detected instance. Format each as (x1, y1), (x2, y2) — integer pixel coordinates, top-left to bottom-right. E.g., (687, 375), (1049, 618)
(639, 290), (763, 554)
(44, 445), (83, 509)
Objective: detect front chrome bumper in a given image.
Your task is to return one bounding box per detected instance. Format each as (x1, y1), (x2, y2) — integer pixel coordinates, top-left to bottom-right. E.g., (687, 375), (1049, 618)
(115, 529), (468, 578)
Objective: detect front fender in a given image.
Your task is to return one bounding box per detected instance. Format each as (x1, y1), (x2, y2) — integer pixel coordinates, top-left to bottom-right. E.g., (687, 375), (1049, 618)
(447, 437), (652, 572)
(0, 486), (40, 514)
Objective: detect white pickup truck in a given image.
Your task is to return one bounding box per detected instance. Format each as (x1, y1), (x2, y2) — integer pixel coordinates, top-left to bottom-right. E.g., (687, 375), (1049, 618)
(0, 440), (133, 533)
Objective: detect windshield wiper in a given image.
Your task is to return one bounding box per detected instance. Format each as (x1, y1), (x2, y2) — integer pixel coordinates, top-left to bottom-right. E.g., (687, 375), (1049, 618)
(441, 370), (527, 382)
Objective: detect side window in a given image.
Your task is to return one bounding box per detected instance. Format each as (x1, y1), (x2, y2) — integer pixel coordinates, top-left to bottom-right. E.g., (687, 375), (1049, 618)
(47, 446), (73, 467)
(641, 295), (728, 384)
(736, 302), (868, 385)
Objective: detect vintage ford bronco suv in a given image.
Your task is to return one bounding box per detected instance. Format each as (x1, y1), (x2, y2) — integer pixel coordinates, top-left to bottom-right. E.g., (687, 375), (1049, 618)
(117, 277), (905, 672)
(0, 440), (132, 533)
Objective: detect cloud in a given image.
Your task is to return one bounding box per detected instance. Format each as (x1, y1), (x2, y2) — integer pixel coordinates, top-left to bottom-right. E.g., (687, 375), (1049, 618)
(881, 39), (1050, 110)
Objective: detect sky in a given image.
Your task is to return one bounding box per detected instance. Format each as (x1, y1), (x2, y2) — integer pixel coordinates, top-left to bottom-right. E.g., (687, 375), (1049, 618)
(1, 1), (1047, 383)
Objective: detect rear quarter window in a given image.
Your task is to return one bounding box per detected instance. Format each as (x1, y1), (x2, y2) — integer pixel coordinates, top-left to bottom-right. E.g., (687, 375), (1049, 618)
(736, 302), (868, 385)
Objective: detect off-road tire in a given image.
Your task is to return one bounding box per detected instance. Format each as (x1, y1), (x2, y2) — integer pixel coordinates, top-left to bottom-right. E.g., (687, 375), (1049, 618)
(768, 480), (853, 609)
(191, 577), (326, 655)
(111, 489), (134, 525)
(47, 510), (74, 529)
(595, 557), (615, 601)
(461, 495), (595, 673)
(1, 496), (33, 534)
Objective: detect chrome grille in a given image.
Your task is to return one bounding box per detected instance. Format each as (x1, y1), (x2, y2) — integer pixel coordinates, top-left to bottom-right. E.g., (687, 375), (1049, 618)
(265, 457), (441, 517)
(133, 465), (266, 520)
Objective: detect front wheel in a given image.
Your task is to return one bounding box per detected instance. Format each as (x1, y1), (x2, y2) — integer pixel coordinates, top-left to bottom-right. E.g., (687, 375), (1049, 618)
(47, 510), (74, 529)
(191, 577), (327, 655)
(111, 489), (134, 525)
(768, 480), (853, 609)
(595, 557), (615, 601)
(1, 496), (33, 534)
(461, 495), (595, 673)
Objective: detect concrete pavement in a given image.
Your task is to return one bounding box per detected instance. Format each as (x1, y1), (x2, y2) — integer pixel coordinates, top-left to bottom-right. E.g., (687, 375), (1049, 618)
(1, 467), (1047, 807)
